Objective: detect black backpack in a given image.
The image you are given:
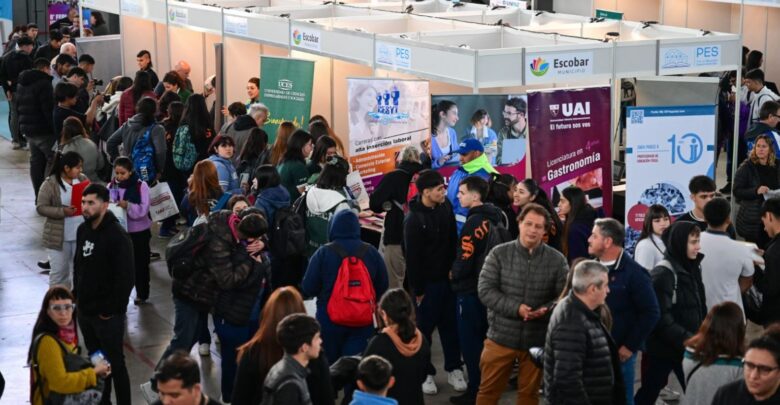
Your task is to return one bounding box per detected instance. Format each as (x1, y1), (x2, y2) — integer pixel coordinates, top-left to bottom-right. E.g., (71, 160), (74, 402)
(165, 222), (210, 280)
(269, 193), (307, 258)
(476, 212), (513, 271)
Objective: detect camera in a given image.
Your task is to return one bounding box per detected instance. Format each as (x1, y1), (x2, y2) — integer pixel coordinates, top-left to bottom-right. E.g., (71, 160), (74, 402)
(92, 79), (104, 86)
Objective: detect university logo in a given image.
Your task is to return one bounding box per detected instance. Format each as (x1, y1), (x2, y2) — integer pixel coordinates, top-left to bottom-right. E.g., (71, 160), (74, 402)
(662, 48), (690, 69)
(529, 57), (549, 77)
(549, 104), (560, 117)
(278, 79), (293, 91)
(292, 30), (302, 45)
(368, 86), (409, 124)
(561, 102), (590, 117)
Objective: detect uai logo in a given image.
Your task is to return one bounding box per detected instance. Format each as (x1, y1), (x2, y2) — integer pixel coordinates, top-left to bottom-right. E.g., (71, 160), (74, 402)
(529, 57), (549, 77)
(292, 30), (302, 45)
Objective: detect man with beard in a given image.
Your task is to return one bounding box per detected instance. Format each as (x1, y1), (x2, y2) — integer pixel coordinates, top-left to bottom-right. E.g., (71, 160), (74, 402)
(496, 97), (528, 166)
(74, 184), (134, 405)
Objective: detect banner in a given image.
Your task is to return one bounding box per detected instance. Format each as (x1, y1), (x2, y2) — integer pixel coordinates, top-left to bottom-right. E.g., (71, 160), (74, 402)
(624, 105), (716, 251)
(429, 94), (528, 184)
(528, 87), (612, 216)
(259, 56), (315, 144)
(347, 78), (430, 194)
(47, 2), (92, 31)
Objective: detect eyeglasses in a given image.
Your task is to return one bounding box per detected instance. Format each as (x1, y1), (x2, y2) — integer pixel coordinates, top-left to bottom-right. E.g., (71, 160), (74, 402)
(502, 111), (519, 117)
(49, 304), (76, 312)
(744, 360), (780, 376)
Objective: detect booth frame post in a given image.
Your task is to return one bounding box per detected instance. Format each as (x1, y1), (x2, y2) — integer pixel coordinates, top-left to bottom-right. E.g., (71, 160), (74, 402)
(730, 0), (745, 216)
(78, 3), (85, 43)
(165, 0), (172, 72)
(610, 41), (618, 177)
(216, 9), (224, 134)
(119, 3), (125, 75)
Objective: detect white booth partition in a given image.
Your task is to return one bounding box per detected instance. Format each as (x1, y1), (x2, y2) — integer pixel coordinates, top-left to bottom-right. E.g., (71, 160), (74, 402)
(119, 0), (169, 77)
(167, 1), (225, 94)
(83, 0), (121, 15)
(420, 8), (590, 26)
(343, 0), (487, 13)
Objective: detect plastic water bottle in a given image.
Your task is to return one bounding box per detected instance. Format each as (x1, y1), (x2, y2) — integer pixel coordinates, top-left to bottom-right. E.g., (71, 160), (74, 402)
(90, 350), (109, 367)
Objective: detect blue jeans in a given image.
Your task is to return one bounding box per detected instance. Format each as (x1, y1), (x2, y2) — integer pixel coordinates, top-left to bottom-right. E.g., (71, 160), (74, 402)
(621, 352), (637, 405)
(158, 298), (208, 368)
(456, 293), (487, 395)
(317, 311), (375, 362)
(214, 316), (258, 403)
(417, 280), (463, 376)
(634, 354), (685, 405)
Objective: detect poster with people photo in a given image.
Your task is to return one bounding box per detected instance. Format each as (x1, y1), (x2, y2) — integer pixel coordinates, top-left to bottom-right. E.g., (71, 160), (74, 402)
(346, 78), (430, 193)
(428, 94), (529, 181)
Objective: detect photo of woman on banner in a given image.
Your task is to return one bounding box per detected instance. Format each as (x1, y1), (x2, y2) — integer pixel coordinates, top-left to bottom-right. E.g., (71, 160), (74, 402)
(550, 168), (605, 210)
(349, 82), (384, 142)
(430, 99), (461, 169)
(469, 109), (498, 165)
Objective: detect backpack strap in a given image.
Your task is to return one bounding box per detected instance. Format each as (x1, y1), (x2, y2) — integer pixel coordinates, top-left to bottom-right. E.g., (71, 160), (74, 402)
(30, 333), (69, 402)
(657, 259), (678, 305)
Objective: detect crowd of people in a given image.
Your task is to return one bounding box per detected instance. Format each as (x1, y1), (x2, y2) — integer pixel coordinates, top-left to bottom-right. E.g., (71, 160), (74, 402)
(6, 23), (780, 405)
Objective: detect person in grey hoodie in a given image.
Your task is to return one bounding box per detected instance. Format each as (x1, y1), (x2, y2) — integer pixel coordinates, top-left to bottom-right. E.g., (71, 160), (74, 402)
(58, 116), (105, 183)
(477, 202), (568, 405)
(223, 112), (258, 166)
(107, 97), (166, 178)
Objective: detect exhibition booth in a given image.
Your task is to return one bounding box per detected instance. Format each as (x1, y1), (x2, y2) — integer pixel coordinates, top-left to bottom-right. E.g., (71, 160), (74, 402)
(82, 0), (743, 249)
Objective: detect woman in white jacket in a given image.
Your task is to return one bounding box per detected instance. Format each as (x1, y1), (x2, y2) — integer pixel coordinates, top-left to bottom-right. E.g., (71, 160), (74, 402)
(634, 204), (671, 270)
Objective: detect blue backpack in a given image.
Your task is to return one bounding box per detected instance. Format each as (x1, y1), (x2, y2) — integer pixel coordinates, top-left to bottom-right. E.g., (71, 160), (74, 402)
(131, 124), (157, 183)
(173, 125), (199, 171)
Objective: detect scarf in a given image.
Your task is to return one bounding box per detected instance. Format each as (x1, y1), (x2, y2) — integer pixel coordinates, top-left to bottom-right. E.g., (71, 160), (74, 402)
(228, 212), (241, 242)
(463, 153), (499, 175)
(57, 321), (78, 347)
(115, 172), (142, 204)
(382, 326), (423, 357)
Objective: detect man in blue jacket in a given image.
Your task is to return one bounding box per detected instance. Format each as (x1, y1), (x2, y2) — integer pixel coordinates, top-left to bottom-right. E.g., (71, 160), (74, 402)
(588, 218), (660, 405)
(302, 209), (389, 362)
(446, 139), (498, 233)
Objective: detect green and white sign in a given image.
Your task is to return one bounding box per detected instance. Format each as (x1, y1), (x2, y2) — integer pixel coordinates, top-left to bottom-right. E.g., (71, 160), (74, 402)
(595, 9), (623, 20)
(259, 56), (315, 143)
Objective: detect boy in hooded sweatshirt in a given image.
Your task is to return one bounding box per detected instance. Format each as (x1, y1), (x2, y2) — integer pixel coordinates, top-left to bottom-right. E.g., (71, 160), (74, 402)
(302, 210), (388, 362)
(403, 169), (466, 395)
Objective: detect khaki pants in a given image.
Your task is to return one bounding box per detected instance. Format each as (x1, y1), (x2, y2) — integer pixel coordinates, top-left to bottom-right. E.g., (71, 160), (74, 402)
(380, 242), (406, 290)
(476, 338), (542, 405)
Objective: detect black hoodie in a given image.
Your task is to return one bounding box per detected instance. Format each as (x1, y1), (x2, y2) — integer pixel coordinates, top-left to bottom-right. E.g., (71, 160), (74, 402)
(15, 68), (54, 137)
(451, 203), (508, 294)
(646, 221), (707, 362)
(369, 161), (424, 245)
(74, 211), (135, 317)
(403, 196), (457, 296)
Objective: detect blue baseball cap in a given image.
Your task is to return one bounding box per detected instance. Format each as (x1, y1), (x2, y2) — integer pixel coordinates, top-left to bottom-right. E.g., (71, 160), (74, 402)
(456, 138), (484, 154)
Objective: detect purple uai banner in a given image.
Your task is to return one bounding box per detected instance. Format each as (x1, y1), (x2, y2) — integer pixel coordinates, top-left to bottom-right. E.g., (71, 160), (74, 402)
(528, 87), (612, 216)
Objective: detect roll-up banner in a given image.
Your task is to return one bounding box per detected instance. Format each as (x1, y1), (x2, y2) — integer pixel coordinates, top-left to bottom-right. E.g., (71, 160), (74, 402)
(429, 94), (529, 183)
(347, 78), (430, 194)
(528, 87), (613, 216)
(624, 105), (717, 251)
(259, 56), (315, 144)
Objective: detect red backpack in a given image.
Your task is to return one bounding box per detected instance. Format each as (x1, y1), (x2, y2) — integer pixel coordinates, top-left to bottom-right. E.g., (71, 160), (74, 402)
(326, 242), (376, 327)
(392, 169), (419, 215)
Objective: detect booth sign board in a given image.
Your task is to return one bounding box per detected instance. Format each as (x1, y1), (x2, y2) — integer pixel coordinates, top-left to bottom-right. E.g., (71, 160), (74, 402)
(595, 9), (623, 20)
(168, 6), (188, 25)
(375, 42), (412, 70)
(224, 16), (248, 36)
(121, 0), (142, 16)
(291, 25), (322, 51)
(489, 0), (527, 8)
(525, 51), (594, 84)
(659, 45), (721, 74)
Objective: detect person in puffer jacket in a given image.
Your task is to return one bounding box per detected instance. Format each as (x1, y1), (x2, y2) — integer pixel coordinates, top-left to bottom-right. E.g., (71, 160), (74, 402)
(207, 135), (242, 194)
(304, 157), (356, 257)
(302, 209), (388, 362)
(544, 260), (625, 405)
(107, 97), (166, 175)
(16, 58), (54, 198)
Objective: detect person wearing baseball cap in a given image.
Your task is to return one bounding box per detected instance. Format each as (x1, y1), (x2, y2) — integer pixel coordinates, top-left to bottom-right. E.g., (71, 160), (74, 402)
(447, 138), (498, 233)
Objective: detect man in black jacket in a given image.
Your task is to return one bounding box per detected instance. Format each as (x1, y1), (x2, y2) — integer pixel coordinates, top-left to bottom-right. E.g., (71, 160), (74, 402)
(2, 35), (34, 149)
(450, 176), (509, 404)
(760, 198), (780, 326)
(15, 57), (53, 198)
(262, 314), (322, 405)
(403, 169), (465, 395)
(33, 29), (63, 62)
(544, 260), (624, 405)
(369, 144), (424, 289)
(74, 184), (135, 405)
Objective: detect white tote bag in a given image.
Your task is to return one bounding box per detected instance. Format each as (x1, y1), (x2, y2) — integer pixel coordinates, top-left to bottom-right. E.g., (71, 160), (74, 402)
(149, 182), (180, 222)
(108, 203), (128, 231)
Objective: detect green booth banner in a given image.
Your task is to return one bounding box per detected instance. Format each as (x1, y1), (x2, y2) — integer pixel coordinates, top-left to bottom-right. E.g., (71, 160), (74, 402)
(259, 56), (315, 143)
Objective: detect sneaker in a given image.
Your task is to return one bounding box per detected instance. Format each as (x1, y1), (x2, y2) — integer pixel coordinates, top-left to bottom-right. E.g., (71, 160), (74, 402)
(140, 381), (159, 404)
(158, 229), (177, 239)
(659, 386), (680, 401)
(449, 391), (476, 405)
(199, 343), (210, 356)
(37, 260), (51, 270)
(448, 369), (468, 392)
(150, 252), (161, 261)
(176, 217), (187, 226)
(422, 375), (438, 395)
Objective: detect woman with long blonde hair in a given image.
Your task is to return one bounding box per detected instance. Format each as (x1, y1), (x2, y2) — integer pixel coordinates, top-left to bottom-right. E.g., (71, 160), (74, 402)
(734, 134), (780, 247)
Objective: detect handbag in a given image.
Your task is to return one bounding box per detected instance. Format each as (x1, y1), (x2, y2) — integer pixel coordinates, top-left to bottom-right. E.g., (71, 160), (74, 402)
(31, 333), (104, 405)
(149, 182), (180, 222)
